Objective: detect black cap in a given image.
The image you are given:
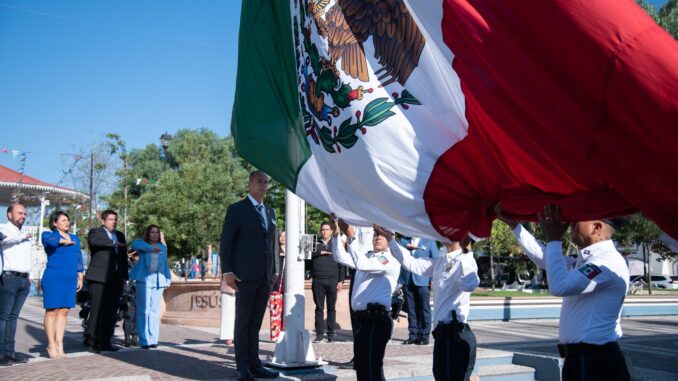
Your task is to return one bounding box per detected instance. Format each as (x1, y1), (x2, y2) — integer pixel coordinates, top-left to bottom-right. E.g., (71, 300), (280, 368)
(601, 218), (630, 230)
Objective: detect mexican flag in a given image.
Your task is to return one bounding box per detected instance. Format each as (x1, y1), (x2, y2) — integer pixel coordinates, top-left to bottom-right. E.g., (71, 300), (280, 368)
(231, 0), (678, 241)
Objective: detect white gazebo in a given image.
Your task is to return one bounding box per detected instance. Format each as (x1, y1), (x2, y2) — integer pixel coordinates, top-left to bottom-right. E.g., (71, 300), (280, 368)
(0, 164), (89, 284)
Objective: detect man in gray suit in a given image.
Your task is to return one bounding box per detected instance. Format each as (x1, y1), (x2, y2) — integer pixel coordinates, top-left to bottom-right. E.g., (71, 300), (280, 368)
(220, 170), (280, 381)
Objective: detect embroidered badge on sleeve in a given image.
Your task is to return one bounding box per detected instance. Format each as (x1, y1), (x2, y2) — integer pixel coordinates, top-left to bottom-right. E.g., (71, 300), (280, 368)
(578, 263), (602, 280)
(376, 255), (389, 265)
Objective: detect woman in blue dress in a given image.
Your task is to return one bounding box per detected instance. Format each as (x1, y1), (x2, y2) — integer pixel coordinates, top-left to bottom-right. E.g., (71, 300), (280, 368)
(129, 225), (171, 349)
(41, 211), (83, 359)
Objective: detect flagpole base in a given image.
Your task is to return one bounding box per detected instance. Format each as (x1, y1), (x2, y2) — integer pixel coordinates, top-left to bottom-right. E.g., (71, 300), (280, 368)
(266, 330), (326, 369)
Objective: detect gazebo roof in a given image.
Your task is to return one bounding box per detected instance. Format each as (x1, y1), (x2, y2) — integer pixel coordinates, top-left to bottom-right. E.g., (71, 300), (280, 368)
(0, 165), (88, 207)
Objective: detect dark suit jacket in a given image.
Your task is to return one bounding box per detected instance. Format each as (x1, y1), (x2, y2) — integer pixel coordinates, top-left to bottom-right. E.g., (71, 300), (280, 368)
(220, 198), (279, 282)
(85, 227), (129, 283)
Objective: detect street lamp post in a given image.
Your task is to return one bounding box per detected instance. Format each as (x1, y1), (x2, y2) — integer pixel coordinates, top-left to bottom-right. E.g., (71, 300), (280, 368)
(160, 132), (173, 170)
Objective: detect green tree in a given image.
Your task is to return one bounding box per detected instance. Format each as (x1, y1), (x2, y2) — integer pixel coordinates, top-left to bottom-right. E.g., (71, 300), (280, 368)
(108, 129), (250, 260)
(638, 0), (678, 39)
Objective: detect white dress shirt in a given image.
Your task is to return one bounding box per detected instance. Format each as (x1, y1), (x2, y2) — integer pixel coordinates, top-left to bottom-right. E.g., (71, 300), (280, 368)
(390, 240), (479, 325)
(332, 236), (400, 311)
(546, 239), (629, 344)
(0, 222), (33, 273)
(512, 224), (629, 344)
(247, 194), (267, 230)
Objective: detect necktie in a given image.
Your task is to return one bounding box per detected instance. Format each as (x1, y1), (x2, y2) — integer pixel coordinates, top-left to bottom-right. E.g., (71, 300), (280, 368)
(256, 204), (267, 231)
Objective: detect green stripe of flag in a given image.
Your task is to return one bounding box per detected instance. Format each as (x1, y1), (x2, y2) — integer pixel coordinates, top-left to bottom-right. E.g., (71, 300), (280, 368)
(231, 0), (310, 191)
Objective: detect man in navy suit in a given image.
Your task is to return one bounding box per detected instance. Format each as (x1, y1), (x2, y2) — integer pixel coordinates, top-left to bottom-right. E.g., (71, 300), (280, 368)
(398, 237), (439, 345)
(220, 171), (280, 381)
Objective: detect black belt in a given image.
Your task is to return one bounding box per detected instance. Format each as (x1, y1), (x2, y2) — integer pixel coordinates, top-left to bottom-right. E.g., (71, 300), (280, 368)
(355, 304), (390, 319)
(437, 320), (470, 331)
(557, 342), (621, 358)
(2, 271), (29, 278)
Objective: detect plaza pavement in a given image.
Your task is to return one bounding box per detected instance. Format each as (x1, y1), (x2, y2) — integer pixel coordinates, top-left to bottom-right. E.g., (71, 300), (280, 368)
(3, 297), (678, 380)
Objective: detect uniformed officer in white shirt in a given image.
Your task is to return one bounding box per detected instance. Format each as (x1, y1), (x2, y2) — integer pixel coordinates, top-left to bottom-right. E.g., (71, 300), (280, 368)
(0, 203), (33, 366)
(330, 216), (400, 381)
(391, 237), (480, 381)
(498, 204), (631, 381)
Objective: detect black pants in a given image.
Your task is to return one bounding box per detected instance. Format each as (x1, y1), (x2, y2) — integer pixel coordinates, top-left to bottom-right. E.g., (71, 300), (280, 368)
(402, 283), (432, 340)
(87, 278), (124, 347)
(348, 270), (356, 337)
(354, 311), (392, 381)
(561, 344), (631, 381)
(312, 277), (338, 336)
(234, 279), (271, 373)
(432, 322), (477, 381)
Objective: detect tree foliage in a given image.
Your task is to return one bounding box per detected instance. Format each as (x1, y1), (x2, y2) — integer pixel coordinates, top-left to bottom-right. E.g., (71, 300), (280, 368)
(107, 129), (249, 259)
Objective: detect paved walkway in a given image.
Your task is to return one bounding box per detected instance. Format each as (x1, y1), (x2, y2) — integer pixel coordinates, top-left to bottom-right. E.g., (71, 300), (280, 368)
(4, 297), (678, 380)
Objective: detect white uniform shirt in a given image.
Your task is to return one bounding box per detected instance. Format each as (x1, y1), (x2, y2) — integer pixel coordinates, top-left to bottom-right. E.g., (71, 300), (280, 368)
(390, 240), (479, 325)
(0, 222), (33, 273)
(512, 224), (629, 344)
(332, 236), (400, 311)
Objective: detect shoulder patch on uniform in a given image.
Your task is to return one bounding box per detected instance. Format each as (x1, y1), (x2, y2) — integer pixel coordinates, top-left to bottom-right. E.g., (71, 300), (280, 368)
(376, 255), (389, 265)
(578, 263), (602, 280)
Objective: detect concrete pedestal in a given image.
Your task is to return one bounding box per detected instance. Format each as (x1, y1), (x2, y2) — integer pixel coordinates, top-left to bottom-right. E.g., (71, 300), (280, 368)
(162, 280), (221, 327)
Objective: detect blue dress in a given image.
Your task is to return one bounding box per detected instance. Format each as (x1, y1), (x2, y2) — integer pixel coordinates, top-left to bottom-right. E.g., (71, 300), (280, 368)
(41, 231), (84, 309)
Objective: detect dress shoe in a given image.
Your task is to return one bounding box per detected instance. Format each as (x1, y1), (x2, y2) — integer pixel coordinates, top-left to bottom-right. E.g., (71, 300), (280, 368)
(402, 338), (418, 345)
(236, 370), (255, 381)
(337, 359), (355, 369)
(0, 355), (12, 366)
(326, 335), (334, 343)
(142, 345), (151, 349)
(313, 335), (323, 343)
(250, 367), (279, 378)
(88, 346), (101, 354)
(150, 344), (158, 349)
(416, 338), (429, 345)
(9, 353), (29, 363)
(100, 345), (120, 352)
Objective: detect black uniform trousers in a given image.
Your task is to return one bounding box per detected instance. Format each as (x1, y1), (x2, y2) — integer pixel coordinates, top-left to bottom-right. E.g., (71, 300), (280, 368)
(87, 277), (124, 348)
(312, 277), (338, 337)
(353, 306), (392, 381)
(559, 342), (631, 381)
(432, 321), (477, 381)
(234, 278), (271, 373)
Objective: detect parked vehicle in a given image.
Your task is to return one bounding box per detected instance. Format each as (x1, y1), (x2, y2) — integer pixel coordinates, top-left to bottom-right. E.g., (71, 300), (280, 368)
(638, 275), (677, 289)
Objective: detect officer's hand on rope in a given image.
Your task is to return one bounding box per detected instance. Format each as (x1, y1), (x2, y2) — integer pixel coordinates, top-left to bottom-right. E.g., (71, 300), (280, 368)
(539, 204), (569, 242)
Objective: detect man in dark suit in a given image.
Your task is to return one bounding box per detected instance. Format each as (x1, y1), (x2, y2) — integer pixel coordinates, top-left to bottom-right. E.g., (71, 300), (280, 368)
(85, 210), (128, 352)
(220, 171), (280, 381)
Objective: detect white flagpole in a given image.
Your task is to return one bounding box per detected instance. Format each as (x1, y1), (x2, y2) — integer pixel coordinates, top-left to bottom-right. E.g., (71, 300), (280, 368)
(268, 190), (322, 368)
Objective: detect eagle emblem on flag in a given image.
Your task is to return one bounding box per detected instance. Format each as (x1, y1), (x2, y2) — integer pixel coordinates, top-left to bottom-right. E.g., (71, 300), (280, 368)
(293, 0), (424, 153)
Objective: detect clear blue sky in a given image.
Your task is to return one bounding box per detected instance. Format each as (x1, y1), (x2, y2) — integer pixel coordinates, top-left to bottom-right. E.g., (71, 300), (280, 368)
(1, 0), (669, 187)
(1, 0), (242, 186)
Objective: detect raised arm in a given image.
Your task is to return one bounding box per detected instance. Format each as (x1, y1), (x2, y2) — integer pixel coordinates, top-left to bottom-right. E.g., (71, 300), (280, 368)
(129, 239), (155, 253)
(388, 238), (435, 278)
(0, 225), (30, 245)
(332, 236), (357, 268)
(41, 231), (61, 249)
(457, 250), (480, 292)
(513, 224), (547, 268)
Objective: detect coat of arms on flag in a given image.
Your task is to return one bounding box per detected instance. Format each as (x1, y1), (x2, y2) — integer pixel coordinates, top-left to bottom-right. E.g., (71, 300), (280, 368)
(578, 263), (602, 280)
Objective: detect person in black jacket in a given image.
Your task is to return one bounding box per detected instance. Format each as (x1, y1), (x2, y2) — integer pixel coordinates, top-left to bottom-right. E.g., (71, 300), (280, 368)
(311, 222), (345, 343)
(85, 210), (128, 352)
(220, 171), (280, 381)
